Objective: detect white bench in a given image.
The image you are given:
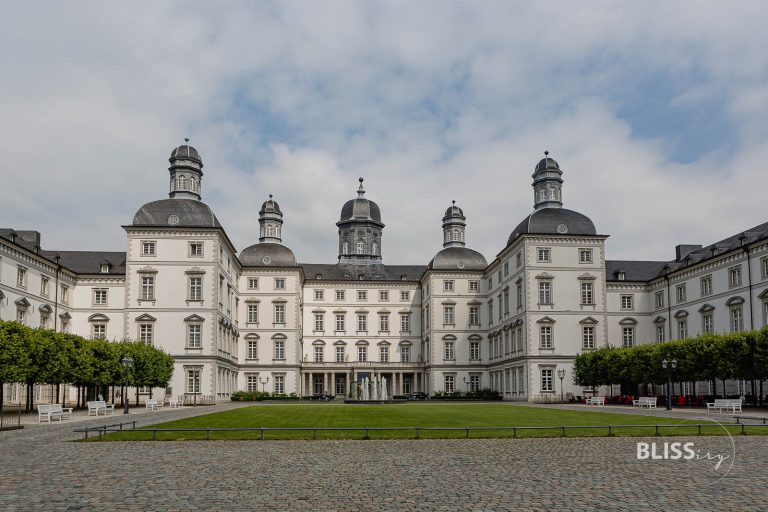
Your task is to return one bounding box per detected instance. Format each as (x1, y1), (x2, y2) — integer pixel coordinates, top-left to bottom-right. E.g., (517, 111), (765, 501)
(585, 396), (605, 406)
(706, 399), (742, 414)
(87, 400), (116, 416)
(169, 396), (184, 408)
(37, 404), (73, 423)
(632, 397), (658, 408)
(145, 399), (164, 411)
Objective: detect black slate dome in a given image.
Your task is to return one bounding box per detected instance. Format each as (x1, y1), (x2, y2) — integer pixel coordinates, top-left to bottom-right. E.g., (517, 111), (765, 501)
(170, 144), (202, 164)
(428, 247), (487, 271)
(534, 157), (560, 172)
(132, 199), (221, 228)
(260, 196), (282, 215)
(444, 204), (464, 218)
(507, 208), (596, 244)
(339, 198), (382, 223)
(239, 243), (297, 267)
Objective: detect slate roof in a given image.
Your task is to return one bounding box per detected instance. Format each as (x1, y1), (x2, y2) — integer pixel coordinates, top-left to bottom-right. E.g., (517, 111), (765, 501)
(605, 260), (669, 282)
(508, 208), (597, 244)
(132, 199), (221, 228)
(428, 247), (487, 271)
(240, 243), (297, 267)
(42, 250), (126, 275)
(300, 263), (426, 282)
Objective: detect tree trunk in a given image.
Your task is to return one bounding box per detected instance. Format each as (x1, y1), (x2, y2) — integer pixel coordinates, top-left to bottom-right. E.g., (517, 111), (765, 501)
(761, 380), (764, 407)
(56, 383), (61, 407)
(722, 379), (727, 399)
(0, 380), (4, 413)
(111, 385), (115, 404)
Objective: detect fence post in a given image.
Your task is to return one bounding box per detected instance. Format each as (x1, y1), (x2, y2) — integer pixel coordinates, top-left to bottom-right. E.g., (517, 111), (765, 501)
(363, 427), (368, 440)
(415, 426), (420, 439)
(132, 421), (136, 429)
(260, 427), (264, 441)
(152, 430), (157, 441)
(697, 424), (702, 436)
(466, 427), (470, 439)
(561, 426), (566, 438)
(607, 425), (613, 437)
(741, 424), (746, 436)
(206, 429), (210, 440)
(314, 427), (318, 440)
(655, 425), (660, 437)
(513, 427), (516, 438)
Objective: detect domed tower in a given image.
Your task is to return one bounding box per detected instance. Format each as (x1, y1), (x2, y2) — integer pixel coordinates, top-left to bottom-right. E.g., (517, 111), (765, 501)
(168, 138), (204, 200)
(532, 150), (563, 210)
(442, 200), (466, 248)
(259, 194), (283, 243)
(337, 178), (384, 264)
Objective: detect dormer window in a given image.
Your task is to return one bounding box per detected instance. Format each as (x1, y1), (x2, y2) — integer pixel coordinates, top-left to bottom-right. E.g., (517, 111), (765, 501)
(100, 263), (110, 273)
(617, 272), (625, 281)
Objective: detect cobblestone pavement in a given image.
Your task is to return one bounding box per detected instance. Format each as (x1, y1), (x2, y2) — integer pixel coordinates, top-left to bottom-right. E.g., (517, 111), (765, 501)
(1, 404), (767, 511)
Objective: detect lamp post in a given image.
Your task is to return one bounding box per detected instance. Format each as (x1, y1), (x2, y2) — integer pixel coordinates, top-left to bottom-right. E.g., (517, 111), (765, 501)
(557, 369), (566, 402)
(193, 368), (200, 407)
(259, 376), (270, 393)
(121, 356), (133, 414)
(463, 376), (468, 393)
(662, 358), (677, 410)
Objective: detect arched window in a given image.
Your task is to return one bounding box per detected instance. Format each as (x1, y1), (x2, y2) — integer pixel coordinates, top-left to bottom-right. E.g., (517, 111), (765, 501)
(539, 189), (547, 201)
(343, 241), (349, 253)
(452, 229), (460, 241)
(356, 240), (365, 254)
(266, 225), (275, 237)
(275, 225), (280, 237)
(372, 243), (378, 255)
(176, 175), (185, 190)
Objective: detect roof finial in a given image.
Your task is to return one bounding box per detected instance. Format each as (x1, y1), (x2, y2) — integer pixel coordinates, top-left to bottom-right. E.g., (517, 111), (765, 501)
(544, 150), (549, 157)
(185, 137), (190, 143)
(357, 177), (365, 197)
(269, 194), (273, 199)
(452, 200), (456, 205)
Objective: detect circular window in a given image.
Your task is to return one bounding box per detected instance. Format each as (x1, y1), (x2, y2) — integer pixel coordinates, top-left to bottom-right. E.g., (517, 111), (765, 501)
(262, 256), (271, 264)
(457, 260), (465, 269)
(556, 224), (568, 234)
(167, 214), (180, 225)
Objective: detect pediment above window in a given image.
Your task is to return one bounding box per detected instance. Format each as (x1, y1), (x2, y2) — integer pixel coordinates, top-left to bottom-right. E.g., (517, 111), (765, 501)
(674, 310), (689, 319)
(137, 266), (158, 274)
(725, 296), (745, 306)
(536, 316), (556, 324)
(536, 272), (554, 280)
(466, 300), (482, 306)
(442, 334), (457, 341)
(88, 313), (110, 322)
(312, 340), (326, 346)
(758, 288), (768, 299)
(271, 333), (287, 340)
(398, 340), (412, 346)
(377, 308), (391, 314)
(185, 266), (206, 275)
(355, 309), (369, 315)
(38, 304), (53, 314)
(441, 300), (456, 305)
(653, 315), (666, 324)
(135, 313), (157, 322)
(333, 340), (347, 346)
(377, 340), (390, 346)
(698, 303), (715, 313)
(184, 314), (205, 323)
(312, 308), (326, 313)
(578, 272), (597, 281)
(59, 311), (71, 320)
(619, 317), (638, 326)
(272, 297), (287, 303)
(244, 333), (260, 340)
(355, 340), (369, 346)
(245, 298), (260, 303)
(579, 316), (599, 325)
(468, 334), (482, 341)
(398, 309), (411, 315)
(14, 297), (31, 308)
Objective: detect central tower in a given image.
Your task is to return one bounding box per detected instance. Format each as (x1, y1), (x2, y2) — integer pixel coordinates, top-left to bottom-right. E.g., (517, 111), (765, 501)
(336, 178), (384, 264)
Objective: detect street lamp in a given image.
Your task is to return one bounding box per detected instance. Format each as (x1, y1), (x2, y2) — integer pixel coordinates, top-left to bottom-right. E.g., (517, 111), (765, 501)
(557, 369), (566, 402)
(259, 376), (270, 393)
(193, 368), (201, 407)
(662, 358), (678, 410)
(462, 376), (468, 392)
(121, 356), (134, 414)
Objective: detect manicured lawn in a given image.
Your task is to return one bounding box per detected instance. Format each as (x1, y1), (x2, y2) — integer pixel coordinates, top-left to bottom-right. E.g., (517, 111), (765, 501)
(94, 403), (756, 441)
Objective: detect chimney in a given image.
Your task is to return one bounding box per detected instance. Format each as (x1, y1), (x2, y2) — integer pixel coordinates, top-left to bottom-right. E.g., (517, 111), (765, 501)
(675, 244), (702, 262)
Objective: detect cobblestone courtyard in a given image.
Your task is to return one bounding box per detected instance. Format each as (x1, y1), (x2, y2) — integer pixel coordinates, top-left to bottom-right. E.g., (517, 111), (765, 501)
(1, 405), (767, 511)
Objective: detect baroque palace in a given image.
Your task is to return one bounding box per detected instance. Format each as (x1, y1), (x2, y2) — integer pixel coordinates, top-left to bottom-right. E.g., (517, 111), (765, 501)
(2, 143), (768, 403)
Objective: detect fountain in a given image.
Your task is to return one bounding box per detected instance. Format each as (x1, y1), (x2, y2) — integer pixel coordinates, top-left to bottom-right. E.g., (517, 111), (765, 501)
(344, 375), (402, 404)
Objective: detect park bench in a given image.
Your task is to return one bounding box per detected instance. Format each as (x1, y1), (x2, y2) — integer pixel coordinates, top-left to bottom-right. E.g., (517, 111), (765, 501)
(585, 396), (605, 406)
(706, 399), (742, 414)
(168, 396), (184, 408)
(145, 399), (163, 411)
(632, 397), (657, 408)
(86, 400), (115, 416)
(37, 404), (73, 423)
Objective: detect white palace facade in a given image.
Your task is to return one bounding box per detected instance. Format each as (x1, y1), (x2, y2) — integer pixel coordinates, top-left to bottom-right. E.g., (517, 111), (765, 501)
(2, 143), (768, 403)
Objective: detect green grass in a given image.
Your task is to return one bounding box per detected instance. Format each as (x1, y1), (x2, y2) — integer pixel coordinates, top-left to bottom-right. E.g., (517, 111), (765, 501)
(93, 403), (760, 441)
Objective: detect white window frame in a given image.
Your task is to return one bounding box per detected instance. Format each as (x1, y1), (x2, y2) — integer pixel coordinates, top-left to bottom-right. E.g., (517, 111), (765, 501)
(274, 340), (285, 360)
(539, 325), (553, 349)
(274, 278), (286, 290)
(314, 289), (324, 300)
(540, 368), (554, 393)
(729, 266), (742, 288)
(469, 280), (479, 292)
(538, 281), (552, 305)
(622, 326), (635, 347)
(470, 341), (480, 360)
(335, 314), (345, 332)
(357, 290), (367, 301)
(580, 282), (594, 305)
(444, 375), (455, 393)
(400, 313), (411, 333)
(247, 340), (258, 359)
(400, 345), (410, 363)
(676, 284), (687, 303)
(247, 277), (259, 290)
(701, 275), (712, 296)
(188, 276), (203, 301)
(582, 326), (595, 349)
(138, 323), (153, 345)
(444, 341), (455, 360)
(537, 248), (551, 263)
(141, 241), (156, 256)
(379, 290), (389, 301)
(274, 304), (286, 324)
(247, 304), (259, 324)
(16, 266), (27, 288)
(141, 276), (155, 301)
(379, 345), (389, 362)
(357, 314), (367, 332)
(93, 288), (108, 306)
(335, 290), (345, 301)
(379, 314), (389, 332)
(336, 346), (345, 363)
(314, 313), (324, 332)
(189, 242), (203, 257)
(443, 280), (454, 292)
(187, 324), (202, 348)
(620, 294), (634, 310)
(443, 305), (455, 325)
(579, 248), (593, 263)
(469, 306), (479, 326)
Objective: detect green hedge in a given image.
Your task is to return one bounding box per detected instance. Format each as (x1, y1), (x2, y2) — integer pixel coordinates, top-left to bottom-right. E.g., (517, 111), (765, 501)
(231, 391), (300, 401)
(432, 388), (502, 400)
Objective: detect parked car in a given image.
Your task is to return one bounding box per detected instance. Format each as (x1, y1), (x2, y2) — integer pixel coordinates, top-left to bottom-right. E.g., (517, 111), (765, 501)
(407, 392), (428, 400)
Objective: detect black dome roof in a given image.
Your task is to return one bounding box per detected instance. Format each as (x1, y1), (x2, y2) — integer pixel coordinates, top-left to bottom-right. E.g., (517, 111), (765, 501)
(260, 197), (282, 215)
(508, 208), (596, 244)
(132, 199), (221, 228)
(239, 243), (297, 267)
(428, 247), (487, 271)
(443, 204), (464, 218)
(534, 157), (560, 173)
(170, 145), (202, 164)
(339, 198), (382, 223)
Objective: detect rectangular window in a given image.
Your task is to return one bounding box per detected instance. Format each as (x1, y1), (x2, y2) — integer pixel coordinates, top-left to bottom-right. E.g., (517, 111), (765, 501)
(503, 290), (510, 315)
(580, 282), (594, 305)
(488, 302), (493, 325)
(335, 290), (345, 301)
(443, 280), (454, 292)
(729, 266), (742, 287)
(92, 324), (106, 340)
(336, 346), (345, 363)
(357, 314), (367, 332)
(516, 283), (522, 310)
(314, 313), (324, 332)
(187, 369), (200, 394)
(141, 277), (155, 300)
(139, 323), (153, 345)
(314, 289), (324, 300)
(488, 277), (493, 289)
(274, 340), (285, 359)
(400, 290), (410, 301)
(16, 266), (27, 287)
(141, 241), (156, 256)
(503, 262), (509, 276)
(61, 284), (69, 303)
(314, 346), (324, 363)
(622, 326), (635, 347)
(274, 278), (285, 290)
(444, 375), (455, 393)
(379, 290), (389, 301)
(274, 375), (285, 394)
(247, 340), (258, 359)
(730, 307), (743, 332)
(274, 304), (285, 324)
(247, 304), (259, 323)
(357, 290), (367, 301)
(620, 294), (634, 310)
(443, 305), (454, 324)
(400, 313), (411, 332)
(537, 248), (551, 263)
(582, 326), (595, 349)
(40, 276), (49, 296)
(498, 270), (502, 283)
(678, 319), (688, 339)
(470, 375), (480, 392)
(470, 341), (480, 360)
(187, 324), (201, 348)
(703, 314), (713, 334)
(579, 248), (593, 263)
(676, 284), (687, 303)
(444, 341), (454, 360)
(247, 277), (259, 289)
(358, 346), (367, 362)
(188, 277), (203, 301)
(701, 275), (712, 296)
(539, 325), (553, 349)
(93, 288), (108, 306)
(541, 369), (554, 392)
(189, 242), (203, 257)
(762, 257), (768, 279)
(379, 314), (389, 332)
(655, 291), (664, 309)
(335, 314), (345, 332)
(656, 324), (665, 343)
(538, 281), (552, 305)
(469, 280), (479, 292)
(16, 308), (25, 324)
(469, 306), (479, 325)
(40, 314), (49, 329)
(379, 345), (389, 362)
(516, 252), (522, 268)
(246, 375), (259, 391)
(400, 345), (410, 363)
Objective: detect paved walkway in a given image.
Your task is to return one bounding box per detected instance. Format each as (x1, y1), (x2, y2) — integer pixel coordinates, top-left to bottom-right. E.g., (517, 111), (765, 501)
(1, 403), (767, 511)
